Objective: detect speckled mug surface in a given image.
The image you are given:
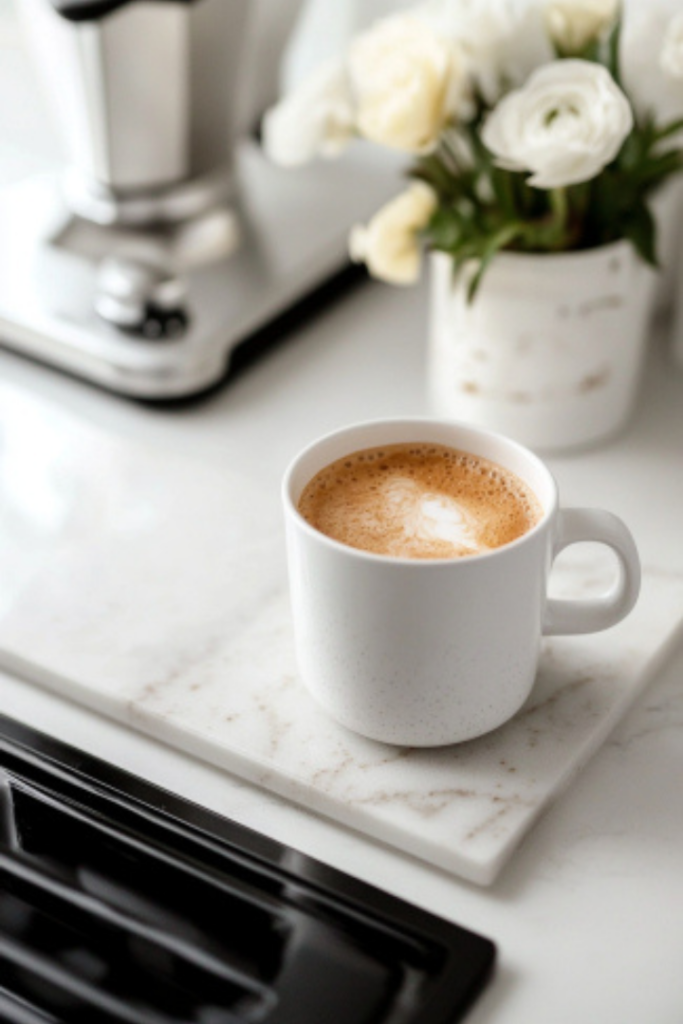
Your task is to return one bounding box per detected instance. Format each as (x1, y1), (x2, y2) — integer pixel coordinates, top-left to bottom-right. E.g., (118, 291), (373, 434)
(283, 419), (641, 747)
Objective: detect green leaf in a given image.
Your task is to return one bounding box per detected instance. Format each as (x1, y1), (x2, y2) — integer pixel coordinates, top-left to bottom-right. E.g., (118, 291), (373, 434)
(634, 150), (683, 190)
(426, 206), (463, 251)
(651, 117), (683, 145)
(606, 16), (622, 87)
(621, 201), (658, 267)
(466, 222), (525, 302)
(617, 128), (645, 172)
(410, 155), (456, 198)
(488, 166), (518, 219)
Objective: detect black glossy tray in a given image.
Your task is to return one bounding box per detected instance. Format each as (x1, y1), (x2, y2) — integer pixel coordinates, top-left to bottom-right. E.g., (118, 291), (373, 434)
(0, 715), (495, 1023)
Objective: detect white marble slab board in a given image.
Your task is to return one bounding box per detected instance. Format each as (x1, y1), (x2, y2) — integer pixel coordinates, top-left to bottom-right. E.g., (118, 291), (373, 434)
(1, 425), (681, 886)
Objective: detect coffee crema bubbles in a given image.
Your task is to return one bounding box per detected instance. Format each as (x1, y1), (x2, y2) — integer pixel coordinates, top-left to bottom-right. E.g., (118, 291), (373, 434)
(297, 442), (543, 559)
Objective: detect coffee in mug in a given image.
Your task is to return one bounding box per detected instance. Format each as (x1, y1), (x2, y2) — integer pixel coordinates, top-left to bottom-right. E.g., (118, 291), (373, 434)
(283, 419), (641, 746)
(298, 442), (542, 560)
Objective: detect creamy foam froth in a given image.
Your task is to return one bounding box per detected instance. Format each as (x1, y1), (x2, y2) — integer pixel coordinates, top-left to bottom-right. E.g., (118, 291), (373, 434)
(297, 442), (542, 559)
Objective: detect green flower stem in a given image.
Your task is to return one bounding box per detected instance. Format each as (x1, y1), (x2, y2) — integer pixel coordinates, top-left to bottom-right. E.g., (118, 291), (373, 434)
(493, 167), (516, 219)
(550, 187), (569, 246)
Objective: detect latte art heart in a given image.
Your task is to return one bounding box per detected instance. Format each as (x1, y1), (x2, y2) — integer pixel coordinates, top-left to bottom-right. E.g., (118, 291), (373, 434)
(298, 442), (542, 559)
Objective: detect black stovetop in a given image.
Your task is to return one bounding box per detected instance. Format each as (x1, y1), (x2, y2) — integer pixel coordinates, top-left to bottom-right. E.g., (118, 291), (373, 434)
(0, 715), (495, 1023)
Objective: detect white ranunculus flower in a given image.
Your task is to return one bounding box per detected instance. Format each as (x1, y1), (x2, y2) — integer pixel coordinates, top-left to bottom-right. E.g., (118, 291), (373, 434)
(622, 5), (683, 123)
(661, 12), (683, 79)
(262, 59), (355, 167)
(544, 0), (618, 55)
(418, 0), (553, 104)
(481, 60), (633, 189)
(349, 183), (437, 285)
(348, 14), (468, 154)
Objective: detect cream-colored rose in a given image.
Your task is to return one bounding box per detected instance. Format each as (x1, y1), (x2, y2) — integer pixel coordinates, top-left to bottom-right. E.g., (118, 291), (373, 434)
(661, 12), (683, 79)
(482, 60), (633, 188)
(349, 183), (437, 286)
(262, 59), (355, 167)
(348, 14), (468, 154)
(544, 0), (619, 55)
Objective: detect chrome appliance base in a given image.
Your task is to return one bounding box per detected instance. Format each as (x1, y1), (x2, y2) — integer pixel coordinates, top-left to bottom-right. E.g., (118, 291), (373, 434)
(0, 142), (396, 399)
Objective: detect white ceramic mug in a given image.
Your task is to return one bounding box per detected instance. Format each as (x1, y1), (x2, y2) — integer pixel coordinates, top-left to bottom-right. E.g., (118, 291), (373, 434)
(282, 419), (641, 747)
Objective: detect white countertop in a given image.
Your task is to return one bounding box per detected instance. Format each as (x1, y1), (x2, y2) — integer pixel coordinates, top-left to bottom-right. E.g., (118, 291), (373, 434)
(1, 271), (683, 1022)
(2, 21), (683, 1021)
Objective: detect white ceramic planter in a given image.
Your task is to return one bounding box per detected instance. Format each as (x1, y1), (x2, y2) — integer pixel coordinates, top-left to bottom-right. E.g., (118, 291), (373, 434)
(427, 241), (658, 452)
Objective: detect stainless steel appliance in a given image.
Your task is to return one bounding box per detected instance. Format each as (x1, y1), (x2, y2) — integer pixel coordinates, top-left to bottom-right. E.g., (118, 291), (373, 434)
(0, 0), (393, 398)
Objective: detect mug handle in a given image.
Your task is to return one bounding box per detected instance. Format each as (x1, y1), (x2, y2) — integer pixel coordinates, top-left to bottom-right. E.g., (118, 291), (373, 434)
(543, 508), (641, 636)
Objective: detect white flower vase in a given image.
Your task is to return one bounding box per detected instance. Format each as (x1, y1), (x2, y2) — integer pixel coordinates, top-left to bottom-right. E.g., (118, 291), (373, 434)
(427, 242), (658, 453)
